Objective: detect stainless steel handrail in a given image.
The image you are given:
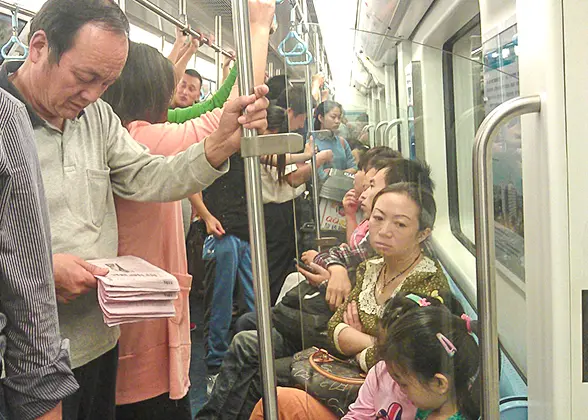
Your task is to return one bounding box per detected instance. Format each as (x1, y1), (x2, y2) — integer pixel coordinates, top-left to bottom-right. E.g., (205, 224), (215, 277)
(231, 0), (278, 418)
(214, 16), (223, 86)
(302, 30), (322, 246)
(472, 94), (541, 420)
(384, 119), (402, 150)
(363, 123), (375, 147)
(374, 120), (389, 146)
(133, 0), (233, 58)
(0, 1), (35, 18)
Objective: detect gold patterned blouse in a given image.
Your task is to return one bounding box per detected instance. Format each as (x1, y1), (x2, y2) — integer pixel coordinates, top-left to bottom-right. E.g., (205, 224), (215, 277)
(327, 256), (449, 371)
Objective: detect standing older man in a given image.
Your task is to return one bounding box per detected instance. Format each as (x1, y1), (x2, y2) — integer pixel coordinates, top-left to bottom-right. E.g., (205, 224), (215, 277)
(0, 0), (272, 419)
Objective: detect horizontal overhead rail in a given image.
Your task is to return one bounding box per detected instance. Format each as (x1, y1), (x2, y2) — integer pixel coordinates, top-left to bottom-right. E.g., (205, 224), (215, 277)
(0, 0), (232, 58)
(0, 1), (35, 18)
(132, 0), (232, 58)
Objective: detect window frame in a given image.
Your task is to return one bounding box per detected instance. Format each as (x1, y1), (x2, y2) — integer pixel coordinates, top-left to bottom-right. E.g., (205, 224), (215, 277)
(442, 14), (481, 256)
(443, 17), (527, 288)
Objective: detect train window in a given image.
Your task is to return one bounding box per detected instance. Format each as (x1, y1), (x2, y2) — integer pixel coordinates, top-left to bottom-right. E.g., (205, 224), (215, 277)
(162, 40), (174, 57)
(194, 56), (216, 81)
(444, 19), (525, 279)
(14, 1), (45, 13)
(0, 12), (26, 51)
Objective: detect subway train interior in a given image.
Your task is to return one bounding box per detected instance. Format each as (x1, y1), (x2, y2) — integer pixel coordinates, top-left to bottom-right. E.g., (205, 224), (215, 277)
(0, 0), (587, 419)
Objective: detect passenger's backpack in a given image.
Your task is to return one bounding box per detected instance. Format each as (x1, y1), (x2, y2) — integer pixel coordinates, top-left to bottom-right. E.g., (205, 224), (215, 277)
(272, 280), (336, 353)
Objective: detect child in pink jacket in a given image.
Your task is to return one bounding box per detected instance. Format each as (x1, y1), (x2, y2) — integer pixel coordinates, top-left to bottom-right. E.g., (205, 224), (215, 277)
(249, 362), (416, 420)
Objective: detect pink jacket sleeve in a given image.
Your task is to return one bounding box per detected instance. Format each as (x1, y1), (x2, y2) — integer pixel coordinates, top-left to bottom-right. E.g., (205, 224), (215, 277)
(343, 362), (416, 420)
(127, 108), (222, 156)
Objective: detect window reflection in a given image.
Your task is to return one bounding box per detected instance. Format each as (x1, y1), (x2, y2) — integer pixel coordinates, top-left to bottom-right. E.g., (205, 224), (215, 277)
(447, 21), (524, 279)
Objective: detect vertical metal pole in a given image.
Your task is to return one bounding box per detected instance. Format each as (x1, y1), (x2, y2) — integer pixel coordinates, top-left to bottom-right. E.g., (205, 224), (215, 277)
(230, 0), (278, 418)
(384, 65), (396, 121)
(371, 88), (379, 125)
(118, 0), (126, 12)
(268, 62), (274, 78)
(472, 95), (541, 420)
(215, 16), (223, 87)
(314, 30), (321, 74)
(179, 0), (187, 23)
(304, 41), (322, 244)
(378, 86), (385, 127)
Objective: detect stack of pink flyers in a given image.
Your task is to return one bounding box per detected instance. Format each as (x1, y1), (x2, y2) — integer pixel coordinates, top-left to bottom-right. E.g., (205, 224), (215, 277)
(89, 256), (180, 327)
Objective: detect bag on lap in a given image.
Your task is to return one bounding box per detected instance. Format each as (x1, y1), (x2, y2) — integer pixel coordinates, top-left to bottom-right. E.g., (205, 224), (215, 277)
(290, 347), (365, 418)
(272, 281), (335, 352)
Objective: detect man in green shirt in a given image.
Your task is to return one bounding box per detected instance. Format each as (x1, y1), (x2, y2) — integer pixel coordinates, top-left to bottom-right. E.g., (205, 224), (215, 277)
(166, 26), (239, 124)
(168, 64), (238, 124)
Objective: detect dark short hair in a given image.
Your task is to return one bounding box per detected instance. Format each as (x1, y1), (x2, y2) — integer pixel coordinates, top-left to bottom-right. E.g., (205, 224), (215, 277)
(184, 69), (203, 86)
(384, 159), (435, 192)
(102, 41), (175, 125)
(267, 75), (287, 101)
(29, 0), (129, 63)
(264, 105), (289, 184)
(372, 182), (437, 231)
(276, 85), (307, 117)
(359, 146), (402, 171)
(313, 100), (342, 131)
(379, 307), (480, 420)
(266, 104), (288, 133)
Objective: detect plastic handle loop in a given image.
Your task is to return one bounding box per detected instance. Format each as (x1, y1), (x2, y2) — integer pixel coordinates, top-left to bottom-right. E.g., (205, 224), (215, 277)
(278, 30), (308, 57)
(1, 8), (28, 60)
(286, 50), (313, 66)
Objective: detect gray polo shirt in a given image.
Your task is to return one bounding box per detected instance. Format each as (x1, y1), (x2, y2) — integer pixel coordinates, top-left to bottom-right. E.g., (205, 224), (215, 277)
(1, 62), (228, 368)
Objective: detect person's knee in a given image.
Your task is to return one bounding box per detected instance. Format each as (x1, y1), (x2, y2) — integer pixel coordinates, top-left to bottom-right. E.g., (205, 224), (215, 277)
(232, 330), (259, 360)
(235, 312), (257, 333)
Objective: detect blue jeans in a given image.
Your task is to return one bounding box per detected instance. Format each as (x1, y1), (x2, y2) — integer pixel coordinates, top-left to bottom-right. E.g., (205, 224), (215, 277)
(202, 235), (255, 370)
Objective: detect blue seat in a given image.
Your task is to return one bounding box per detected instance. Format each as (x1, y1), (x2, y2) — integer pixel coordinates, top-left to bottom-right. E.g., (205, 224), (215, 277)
(500, 396), (528, 419)
(441, 267), (528, 418)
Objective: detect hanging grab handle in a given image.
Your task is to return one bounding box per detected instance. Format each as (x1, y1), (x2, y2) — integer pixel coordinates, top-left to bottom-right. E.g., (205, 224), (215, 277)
(278, 30), (308, 57)
(286, 49), (313, 66)
(1, 6), (28, 61)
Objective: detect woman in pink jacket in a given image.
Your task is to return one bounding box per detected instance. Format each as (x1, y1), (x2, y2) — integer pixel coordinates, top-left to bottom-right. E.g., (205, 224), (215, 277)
(99, 1), (274, 417)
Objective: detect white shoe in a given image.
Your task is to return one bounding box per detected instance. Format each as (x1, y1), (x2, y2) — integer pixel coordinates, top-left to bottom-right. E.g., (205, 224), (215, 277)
(206, 373), (219, 397)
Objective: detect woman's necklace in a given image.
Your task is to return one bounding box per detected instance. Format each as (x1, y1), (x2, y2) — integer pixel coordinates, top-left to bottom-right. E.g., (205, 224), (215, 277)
(377, 253), (422, 295)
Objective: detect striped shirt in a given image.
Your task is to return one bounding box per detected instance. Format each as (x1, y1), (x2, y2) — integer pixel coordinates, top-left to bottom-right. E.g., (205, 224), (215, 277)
(0, 88), (78, 418)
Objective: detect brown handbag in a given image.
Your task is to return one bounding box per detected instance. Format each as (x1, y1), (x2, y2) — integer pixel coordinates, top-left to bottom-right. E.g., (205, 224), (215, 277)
(290, 347), (367, 418)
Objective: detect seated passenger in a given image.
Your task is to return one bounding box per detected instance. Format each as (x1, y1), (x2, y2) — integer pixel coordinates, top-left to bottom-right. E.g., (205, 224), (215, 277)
(295, 147), (402, 279)
(98, 4), (273, 418)
(298, 147), (402, 265)
(312, 100), (358, 178)
(196, 182), (449, 420)
(303, 157), (435, 310)
(251, 291), (477, 419)
(326, 182), (448, 372)
(238, 152), (405, 328)
(379, 307), (480, 419)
